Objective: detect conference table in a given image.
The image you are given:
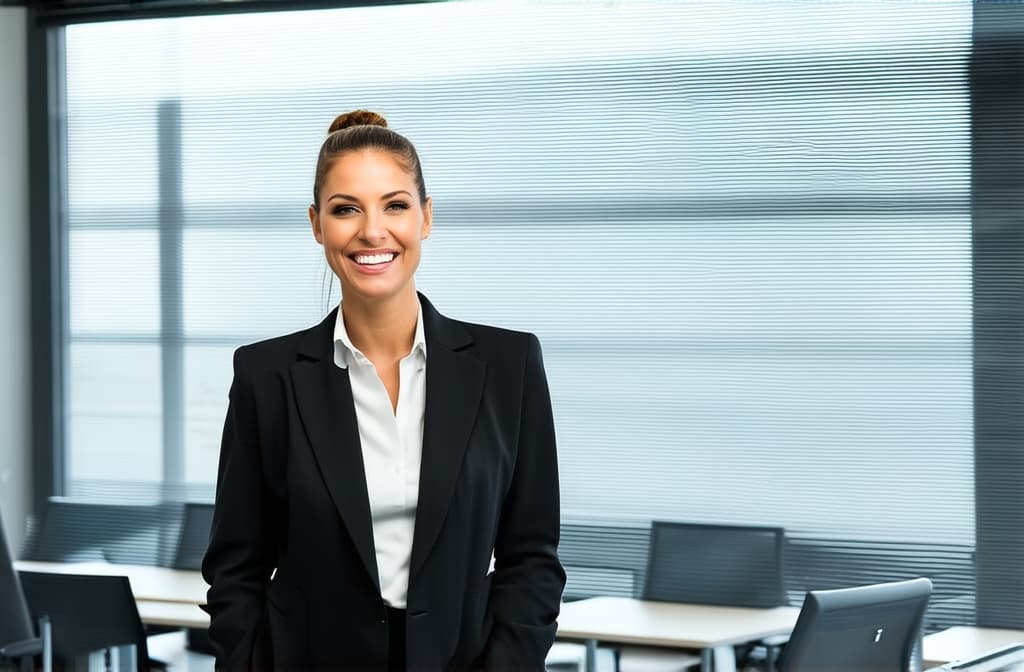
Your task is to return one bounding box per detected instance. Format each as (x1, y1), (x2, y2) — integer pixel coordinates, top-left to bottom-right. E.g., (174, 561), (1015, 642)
(15, 560), (210, 629)
(922, 626), (1024, 669)
(557, 596), (801, 672)
(25, 560), (1024, 672)
(17, 562), (805, 672)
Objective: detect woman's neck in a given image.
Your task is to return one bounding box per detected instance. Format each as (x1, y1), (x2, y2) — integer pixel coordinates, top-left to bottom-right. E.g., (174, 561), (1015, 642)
(340, 287), (420, 361)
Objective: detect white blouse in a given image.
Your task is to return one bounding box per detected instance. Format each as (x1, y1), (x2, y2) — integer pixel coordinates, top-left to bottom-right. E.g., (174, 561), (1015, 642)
(332, 303), (426, 608)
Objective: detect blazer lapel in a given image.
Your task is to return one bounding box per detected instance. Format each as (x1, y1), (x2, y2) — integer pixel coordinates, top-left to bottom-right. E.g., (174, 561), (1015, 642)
(410, 294), (486, 580)
(289, 308), (380, 591)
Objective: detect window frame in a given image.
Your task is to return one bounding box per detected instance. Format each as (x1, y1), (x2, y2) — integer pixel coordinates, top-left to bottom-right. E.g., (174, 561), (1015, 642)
(25, 0), (1024, 625)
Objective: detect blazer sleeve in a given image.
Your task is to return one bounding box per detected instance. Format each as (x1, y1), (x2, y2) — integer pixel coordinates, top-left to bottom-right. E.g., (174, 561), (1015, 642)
(480, 333), (567, 670)
(200, 348), (275, 671)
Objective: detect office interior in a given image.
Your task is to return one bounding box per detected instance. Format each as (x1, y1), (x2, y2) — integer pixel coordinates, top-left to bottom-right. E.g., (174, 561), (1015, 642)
(0, 0), (1022, 671)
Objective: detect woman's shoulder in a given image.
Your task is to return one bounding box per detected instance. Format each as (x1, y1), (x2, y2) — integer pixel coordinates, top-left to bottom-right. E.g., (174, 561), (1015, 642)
(458, 318), (533, 345)
(422, 294), (538, 356)
(232, 311), (335, 374)
(444, 317), (544, 369)
(436, 310), (529, 343)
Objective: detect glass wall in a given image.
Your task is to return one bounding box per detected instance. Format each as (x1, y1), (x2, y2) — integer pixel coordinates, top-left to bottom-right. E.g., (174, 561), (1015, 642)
(61, 0), (976, 622)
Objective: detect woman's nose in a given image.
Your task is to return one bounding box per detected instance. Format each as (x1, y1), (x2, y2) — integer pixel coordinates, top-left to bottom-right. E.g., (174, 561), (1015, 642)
(359, 211), (387, 243)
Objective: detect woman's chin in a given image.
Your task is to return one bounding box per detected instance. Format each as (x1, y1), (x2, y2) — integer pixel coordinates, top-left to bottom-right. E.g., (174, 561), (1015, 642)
(340, 277), (413, 304)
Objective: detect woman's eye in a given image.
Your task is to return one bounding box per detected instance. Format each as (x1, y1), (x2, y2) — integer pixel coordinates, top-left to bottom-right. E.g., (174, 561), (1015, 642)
(332, 205), (357, 216)
(386, 201), (410, 212)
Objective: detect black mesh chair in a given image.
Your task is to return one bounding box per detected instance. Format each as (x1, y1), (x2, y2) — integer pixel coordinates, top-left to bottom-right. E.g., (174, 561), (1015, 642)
(642, 521), (786, 607)
(18, 571), (165, 672)
(171, 503), (214, 571)
(619, 521), (788, 672)
(0, 514), (47, 672)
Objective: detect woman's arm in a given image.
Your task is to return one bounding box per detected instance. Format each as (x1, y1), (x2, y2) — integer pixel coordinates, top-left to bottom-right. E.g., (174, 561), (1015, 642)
(480, 333), (567, 670)
(201, 348), (276, 670)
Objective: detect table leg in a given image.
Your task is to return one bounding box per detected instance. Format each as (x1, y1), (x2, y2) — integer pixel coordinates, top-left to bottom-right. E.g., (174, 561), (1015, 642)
(700, 646), (737, 672)
(584, 639), (598, 672)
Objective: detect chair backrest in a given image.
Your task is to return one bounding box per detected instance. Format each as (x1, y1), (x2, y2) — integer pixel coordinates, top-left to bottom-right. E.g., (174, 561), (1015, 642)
(22, 498), (177, 566)
(172, 502), (214, 570)
(0, 511), (35, 653)
(18, 571), (150, 672)
(778, 577), (932, 672)
(643, 520), (786, 608)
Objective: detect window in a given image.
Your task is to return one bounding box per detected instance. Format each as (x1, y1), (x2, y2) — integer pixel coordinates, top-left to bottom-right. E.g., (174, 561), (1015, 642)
(60, 0), (978, 624)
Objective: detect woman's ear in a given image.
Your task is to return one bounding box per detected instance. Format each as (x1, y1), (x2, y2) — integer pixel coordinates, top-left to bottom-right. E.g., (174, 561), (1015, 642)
(421, 196), (433, 240)
(309, 204), (324, 244)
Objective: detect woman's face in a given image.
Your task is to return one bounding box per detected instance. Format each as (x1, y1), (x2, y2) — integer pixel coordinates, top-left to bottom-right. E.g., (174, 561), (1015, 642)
(310, 149), (432, 305)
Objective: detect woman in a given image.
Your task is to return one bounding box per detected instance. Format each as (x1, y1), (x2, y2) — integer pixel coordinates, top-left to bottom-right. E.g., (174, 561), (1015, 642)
(201, 110), (566, 672)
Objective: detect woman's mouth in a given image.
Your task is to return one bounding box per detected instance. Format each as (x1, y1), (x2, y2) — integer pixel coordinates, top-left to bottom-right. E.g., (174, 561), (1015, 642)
(349, 251), (397, 274)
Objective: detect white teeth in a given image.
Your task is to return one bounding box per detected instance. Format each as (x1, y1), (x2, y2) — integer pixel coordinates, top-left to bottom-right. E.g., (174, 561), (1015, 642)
(354, 253), (395, 265)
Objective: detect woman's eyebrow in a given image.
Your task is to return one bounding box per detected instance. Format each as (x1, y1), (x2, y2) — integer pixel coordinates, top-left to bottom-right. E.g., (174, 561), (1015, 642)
(327, 190), (412, 202)
(381, 190), (412, 200)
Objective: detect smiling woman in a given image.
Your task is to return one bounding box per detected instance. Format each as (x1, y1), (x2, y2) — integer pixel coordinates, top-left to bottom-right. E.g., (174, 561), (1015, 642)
(200, 109), (566, 672)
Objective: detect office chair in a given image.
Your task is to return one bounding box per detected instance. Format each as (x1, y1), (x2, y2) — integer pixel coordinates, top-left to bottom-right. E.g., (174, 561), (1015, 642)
(19, 571), (166, 672)
(171, 503), (214, 571)
(777, 578), (931, 672)
(641, 521), (786, 607)
(618, 521), (788, 672)
(0, 513), (48, 672)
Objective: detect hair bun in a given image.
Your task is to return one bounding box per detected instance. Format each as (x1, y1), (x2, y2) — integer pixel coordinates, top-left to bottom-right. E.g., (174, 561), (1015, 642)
(328, 109), (388, 134)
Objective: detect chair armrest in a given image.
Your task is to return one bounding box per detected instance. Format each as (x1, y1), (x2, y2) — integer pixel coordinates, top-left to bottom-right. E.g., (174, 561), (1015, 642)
(0, 637), (43, 659)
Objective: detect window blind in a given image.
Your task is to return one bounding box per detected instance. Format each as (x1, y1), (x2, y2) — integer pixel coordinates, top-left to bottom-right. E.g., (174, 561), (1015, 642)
(61, 0), (982, 626)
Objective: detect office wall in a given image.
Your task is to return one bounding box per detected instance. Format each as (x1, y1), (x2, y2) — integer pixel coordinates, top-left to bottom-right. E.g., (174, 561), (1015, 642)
(0, 7), (31, 552)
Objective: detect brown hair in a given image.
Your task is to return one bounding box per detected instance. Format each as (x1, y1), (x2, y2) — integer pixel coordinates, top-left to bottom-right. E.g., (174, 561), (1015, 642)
(311, 109), (427, 209)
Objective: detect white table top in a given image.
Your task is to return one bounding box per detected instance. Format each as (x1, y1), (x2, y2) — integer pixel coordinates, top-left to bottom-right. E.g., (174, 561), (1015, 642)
(923, 626), (1024, 668)
(15, 560), (208, 605)
(557, 596), (800, 649)
(137, 600), (210, 629)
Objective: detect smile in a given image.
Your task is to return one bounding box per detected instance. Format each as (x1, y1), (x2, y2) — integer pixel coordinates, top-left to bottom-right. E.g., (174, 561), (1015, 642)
(352, 252), (396, 266)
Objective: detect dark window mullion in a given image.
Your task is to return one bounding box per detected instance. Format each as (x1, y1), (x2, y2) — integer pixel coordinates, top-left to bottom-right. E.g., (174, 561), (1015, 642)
(28, 14), (67, 516)
(971, 0), (1024, 628)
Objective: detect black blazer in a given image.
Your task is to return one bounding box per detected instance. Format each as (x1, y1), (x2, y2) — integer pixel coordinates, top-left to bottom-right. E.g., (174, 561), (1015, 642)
(201, 294), (565, 671)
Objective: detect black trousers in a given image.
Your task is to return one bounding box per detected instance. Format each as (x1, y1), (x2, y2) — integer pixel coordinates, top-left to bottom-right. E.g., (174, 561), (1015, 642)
(387, 606), (407, 672)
